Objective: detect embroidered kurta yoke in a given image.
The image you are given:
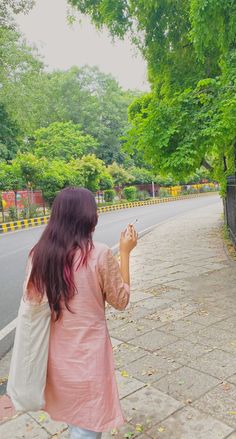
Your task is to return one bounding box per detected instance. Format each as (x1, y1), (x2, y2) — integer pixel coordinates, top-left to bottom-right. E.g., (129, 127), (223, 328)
(43, 242), (130, 432)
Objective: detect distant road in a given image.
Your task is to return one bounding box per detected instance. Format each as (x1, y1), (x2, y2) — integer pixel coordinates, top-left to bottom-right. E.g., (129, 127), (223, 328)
(0, 194), (221, 356)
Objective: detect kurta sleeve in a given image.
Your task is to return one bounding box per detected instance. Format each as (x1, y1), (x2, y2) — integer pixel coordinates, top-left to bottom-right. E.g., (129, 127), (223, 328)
(98, 248), (130, 311)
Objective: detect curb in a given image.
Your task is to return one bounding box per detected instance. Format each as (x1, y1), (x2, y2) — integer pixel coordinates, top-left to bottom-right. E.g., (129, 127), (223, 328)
(0, 192), (217, 234)
(0, 217), (48, 234)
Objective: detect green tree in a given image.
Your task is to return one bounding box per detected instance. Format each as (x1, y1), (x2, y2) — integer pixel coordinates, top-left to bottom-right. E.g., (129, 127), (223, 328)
(107, 162), (134, 187)
(69, 1), (236, 186)
(0, 0), (35, 27)
(0, 104), (21, 161)
(36, 160), (74, 204)
(0, 25), (139, 167)
(33, 121), (98, 161)
(0, 26), (44, 134)
(70, 154), (106, 192)
(129, 166), (155, 184)
(11, 153), (43, 188)
(99, 169), (114, 190)
(28, 66), (138, 164)
(127, 56), (236, 184)
(0, 161), (24, 191)
(1, 154), (80, 204)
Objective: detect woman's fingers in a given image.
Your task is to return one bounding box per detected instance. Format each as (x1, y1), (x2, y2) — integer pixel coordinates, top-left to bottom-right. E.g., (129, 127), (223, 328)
(121, 225), (138, 244)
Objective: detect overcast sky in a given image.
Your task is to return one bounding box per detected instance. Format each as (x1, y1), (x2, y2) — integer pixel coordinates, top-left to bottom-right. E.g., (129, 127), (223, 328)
(15, 0), (149, 91)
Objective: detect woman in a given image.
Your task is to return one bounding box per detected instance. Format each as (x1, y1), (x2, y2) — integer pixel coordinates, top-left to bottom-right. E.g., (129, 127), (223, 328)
(24, 187), (137, 439)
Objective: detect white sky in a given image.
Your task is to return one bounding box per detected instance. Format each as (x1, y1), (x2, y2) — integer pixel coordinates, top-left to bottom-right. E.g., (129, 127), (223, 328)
(15, 0), (149, 91)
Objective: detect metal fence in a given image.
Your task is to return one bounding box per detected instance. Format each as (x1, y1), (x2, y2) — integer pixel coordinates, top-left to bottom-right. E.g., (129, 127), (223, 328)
(226, 175), (236, 247)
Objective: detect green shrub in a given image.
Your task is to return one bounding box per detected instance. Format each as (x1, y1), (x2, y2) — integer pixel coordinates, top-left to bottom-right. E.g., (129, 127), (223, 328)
(20, 208), (28, 219)
(123, 186), (137, 201)
(8, 206), (18, 221)
(159, 188), (171, 198)
(137, 190), (150, 201)
(29, 204), (39, 218)
(104, 189), (116, 203)
(186, 187), (198, 194)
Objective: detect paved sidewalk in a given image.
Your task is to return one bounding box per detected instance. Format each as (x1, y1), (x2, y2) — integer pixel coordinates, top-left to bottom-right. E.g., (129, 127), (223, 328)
(1, 199), (236, 438)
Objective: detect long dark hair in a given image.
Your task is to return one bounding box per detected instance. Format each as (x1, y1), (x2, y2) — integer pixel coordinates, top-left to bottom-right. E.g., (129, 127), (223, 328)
(29, 187), (98, 319)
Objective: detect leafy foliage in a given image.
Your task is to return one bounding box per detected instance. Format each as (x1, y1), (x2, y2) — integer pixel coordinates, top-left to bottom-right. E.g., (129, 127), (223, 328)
(0, 26), (44, 134)
(0, 0), (35, 27)
(123, 186), (137, 201)
(107, 162), (134, 186)
(20, 65), (137, 164)
(0, 160), (24, 191)
(0, 104), (21, 161)
(69, 0), (236, 187)
(103, 189), (116, 202)
(33, 121), (98, 161)
(129, 166), (155, 184)
(69, 154), (107, 192)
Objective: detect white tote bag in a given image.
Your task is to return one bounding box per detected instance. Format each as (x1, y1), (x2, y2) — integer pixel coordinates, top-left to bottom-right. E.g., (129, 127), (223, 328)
(7, 297), (51, 412)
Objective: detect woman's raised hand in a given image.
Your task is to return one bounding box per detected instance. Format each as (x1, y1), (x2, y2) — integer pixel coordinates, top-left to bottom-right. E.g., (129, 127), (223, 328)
(119, 224), (138, 254)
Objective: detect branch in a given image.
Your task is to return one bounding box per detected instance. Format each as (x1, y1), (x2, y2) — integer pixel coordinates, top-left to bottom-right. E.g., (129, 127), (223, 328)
(223, 155), (227, 173)
(201, 159), (213, 172)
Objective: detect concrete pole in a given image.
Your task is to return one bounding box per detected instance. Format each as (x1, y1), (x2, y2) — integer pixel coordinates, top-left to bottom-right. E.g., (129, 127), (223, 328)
(152, 181), (155, 198)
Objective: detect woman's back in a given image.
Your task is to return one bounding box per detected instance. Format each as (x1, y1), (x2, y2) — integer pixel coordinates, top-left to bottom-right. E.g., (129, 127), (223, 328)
(19, 187), (137, 436)
(44, 241), (129, 432)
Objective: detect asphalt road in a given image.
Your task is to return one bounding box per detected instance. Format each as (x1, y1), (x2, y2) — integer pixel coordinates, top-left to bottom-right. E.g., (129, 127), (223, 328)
(0, 195), (221, 336)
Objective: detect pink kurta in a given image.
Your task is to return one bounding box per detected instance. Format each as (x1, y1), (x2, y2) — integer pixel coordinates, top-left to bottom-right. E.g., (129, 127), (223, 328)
(41, 242), (130, 432)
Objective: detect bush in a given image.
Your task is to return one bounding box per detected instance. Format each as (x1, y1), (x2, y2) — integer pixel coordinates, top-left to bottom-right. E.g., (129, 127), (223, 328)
(159, 188), (171, 198)
(104, 189), (116, 203)
(20, 207), (28, 219)
(199, 185), (214, 193)
(137, 190), (150, 201)
(8, 206), (18, 221)
(186, 187), (198, 194)
(123, 186), (137, 201)
(29, 204), (39, 218)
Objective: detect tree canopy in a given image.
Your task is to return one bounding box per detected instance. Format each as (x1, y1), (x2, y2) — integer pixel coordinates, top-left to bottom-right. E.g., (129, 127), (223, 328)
(0, 104), (21, 161)
(69, 0), (236, 189)
(0, 1), (217, 206)
(32, 121), (98, 161)
(0, 0), (35, 27)
(0, 29), (138, 165)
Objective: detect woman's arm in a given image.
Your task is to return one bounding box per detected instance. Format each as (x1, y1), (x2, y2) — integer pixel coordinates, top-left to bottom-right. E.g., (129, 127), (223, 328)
(119, 225), (138, 286)
(98, 225), (137, 310)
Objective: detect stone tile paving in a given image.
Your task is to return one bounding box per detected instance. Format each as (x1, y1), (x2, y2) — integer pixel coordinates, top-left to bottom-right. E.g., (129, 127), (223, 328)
(113, 343), (147, 369)
(153, 365), (220, 403)
(120, 386), (183, 431)
(193, 382), (236, 429)
(1, 198), (236, 438)
(120, 351), (181, 385)
(146, 406), (233, 439)
(29, 411), (67, 436)
(0, 413), (51, 438)
(187, 348), (236, 379)
(153, 339), (213, 364)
